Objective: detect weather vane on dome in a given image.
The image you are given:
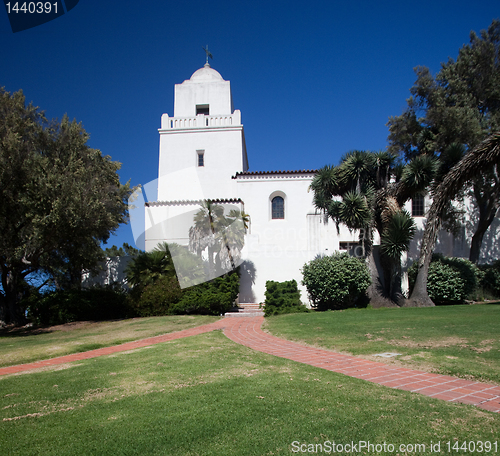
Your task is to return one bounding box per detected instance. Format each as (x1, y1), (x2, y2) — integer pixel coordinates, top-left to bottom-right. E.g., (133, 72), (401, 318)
(202, 45), (213, 65)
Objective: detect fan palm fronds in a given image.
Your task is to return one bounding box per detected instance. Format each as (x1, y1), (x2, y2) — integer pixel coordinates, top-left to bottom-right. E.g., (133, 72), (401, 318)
(380, 210), (416, 259)
(309, 165), (341, 210)
(339, 191), (372, 230)
(373, 150), (397, 188)
(401, 154), (438, 192)
(340, 150), (375, 191)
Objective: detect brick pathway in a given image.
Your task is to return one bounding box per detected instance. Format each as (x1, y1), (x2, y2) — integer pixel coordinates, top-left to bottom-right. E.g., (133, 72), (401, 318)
(0, 320), (224, 376)
(1, 316), (499, 413)
(222, 317), (500, 413)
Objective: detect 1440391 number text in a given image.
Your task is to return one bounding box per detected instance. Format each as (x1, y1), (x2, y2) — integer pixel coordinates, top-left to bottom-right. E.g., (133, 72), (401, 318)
(5, 2), (58, 14)
(445, 441), (498, 452)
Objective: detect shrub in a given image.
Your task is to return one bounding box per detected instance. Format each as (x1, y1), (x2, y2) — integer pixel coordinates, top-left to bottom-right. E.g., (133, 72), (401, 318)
(426, 262), (466, 304)
(132, 275), (183, 317)
(408, 253), (480, 305)
(170, 271), (240, 316)
(263, 280), (309, 317)
(302, 252), (371, 310)
(479, 260), (500, 298)
(130, 269), (239, 317)
(28, 285), (129, 325)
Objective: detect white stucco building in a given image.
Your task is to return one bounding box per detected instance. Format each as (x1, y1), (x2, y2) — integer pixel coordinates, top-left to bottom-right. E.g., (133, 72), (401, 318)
(144, 63), (500, 304)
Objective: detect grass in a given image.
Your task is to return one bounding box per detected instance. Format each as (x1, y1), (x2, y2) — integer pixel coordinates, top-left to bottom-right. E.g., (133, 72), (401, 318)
(0, 315), (219, 368)
(1, 330), (499, 455)
(264, 304), (500, 385)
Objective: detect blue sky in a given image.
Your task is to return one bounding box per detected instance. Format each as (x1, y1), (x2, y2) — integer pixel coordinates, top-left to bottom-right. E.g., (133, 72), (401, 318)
(1, 0), (499, 250)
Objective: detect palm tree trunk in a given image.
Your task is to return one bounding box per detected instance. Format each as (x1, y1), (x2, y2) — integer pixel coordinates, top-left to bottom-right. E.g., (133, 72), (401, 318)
(405, 196), (440, 307)
(390, 259), (405, 305)
(366, 248), (400, 308)
(405, 255), (435, 307)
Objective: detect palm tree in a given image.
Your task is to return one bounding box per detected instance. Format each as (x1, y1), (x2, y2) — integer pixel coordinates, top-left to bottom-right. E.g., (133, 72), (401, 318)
(407, 132), (500, 307)
(188, 201), (248, 278)
(310, 151), (435, 306)
(380, 209), (416, 301)
(220, 209), (248, 270)
(125, 242), (176, 289)
(166, 243), (206, 288)
(189, 201), (225, 275)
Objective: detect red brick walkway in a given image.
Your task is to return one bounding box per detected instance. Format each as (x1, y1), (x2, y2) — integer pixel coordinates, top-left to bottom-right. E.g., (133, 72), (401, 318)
(222, 317), (500, 413)
(1, 316), (499, 413)
(0, 320), (224, 376)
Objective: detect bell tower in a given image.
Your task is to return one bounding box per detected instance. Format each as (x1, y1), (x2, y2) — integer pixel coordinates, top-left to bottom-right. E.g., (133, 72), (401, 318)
(145, 63), (248, 251)
(157, 63), (248, 202)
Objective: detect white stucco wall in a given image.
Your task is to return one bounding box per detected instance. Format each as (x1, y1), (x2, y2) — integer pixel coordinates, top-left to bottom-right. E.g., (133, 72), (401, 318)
(174, 65), (233, 117)
(235, 173), (362, 303)
(157, 125), (245, 201)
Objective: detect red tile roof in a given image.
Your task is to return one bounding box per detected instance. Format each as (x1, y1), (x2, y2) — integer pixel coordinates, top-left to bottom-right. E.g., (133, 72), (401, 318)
(232, 169), (318, 178)
(145, 198), (243, 207)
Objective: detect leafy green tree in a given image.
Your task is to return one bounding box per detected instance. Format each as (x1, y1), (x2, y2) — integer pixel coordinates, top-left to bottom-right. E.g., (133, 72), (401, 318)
(103, 243), (140, 258)
(387, 19), (500, 263)
(0, 88), (131, 324)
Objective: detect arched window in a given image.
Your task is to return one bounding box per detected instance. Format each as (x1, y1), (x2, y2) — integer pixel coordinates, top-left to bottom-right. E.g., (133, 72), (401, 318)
(271, 196), (284, 219)
(412, 194), (424, 217)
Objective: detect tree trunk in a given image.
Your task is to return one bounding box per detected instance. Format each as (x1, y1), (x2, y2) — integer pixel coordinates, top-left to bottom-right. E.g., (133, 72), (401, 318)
(366, 248), (400, 308)
(405, 209), (439, 307)
(404, 256), (435, 307)
(469, 187), (499, 264)
(0, 268), (27, 325)
(389, 260), (406, 306)
(470, 227), (487, 264)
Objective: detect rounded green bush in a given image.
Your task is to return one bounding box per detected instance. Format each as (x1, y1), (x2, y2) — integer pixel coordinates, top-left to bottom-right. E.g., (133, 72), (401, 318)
(171, 271), (240, 316)
(426, 262), (465, 304)
(408, 253), (479, 305)
(301, 252), (371, 310)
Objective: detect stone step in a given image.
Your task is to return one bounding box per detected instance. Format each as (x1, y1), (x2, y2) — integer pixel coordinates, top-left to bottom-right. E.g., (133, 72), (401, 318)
(237, 303), (262, 310)
(224, 311), (264, 317)
(224, 303), (265, 317)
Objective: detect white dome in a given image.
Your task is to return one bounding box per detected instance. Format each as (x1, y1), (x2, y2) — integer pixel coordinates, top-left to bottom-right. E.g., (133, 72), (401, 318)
(189, 64), (224, 82)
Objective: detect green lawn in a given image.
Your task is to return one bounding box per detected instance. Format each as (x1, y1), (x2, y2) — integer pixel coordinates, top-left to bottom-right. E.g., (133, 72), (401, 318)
(0, 315), (219, 368)
(264, 304), (500, 385)
(1, 330), (499, 456)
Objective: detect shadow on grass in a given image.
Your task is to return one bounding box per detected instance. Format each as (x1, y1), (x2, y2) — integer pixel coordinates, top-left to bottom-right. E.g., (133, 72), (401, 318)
(0, 325), (56, 338)
(0, 319), (126, 338)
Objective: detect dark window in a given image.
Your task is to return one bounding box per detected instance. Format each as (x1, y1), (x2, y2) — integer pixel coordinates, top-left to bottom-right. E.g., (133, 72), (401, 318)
(339, 241), (360, 251)
(196, 104), (209, 115)
(197, 151), (204, 167)
(272, 196), (284, 219)
(412, 195), (425, 217)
